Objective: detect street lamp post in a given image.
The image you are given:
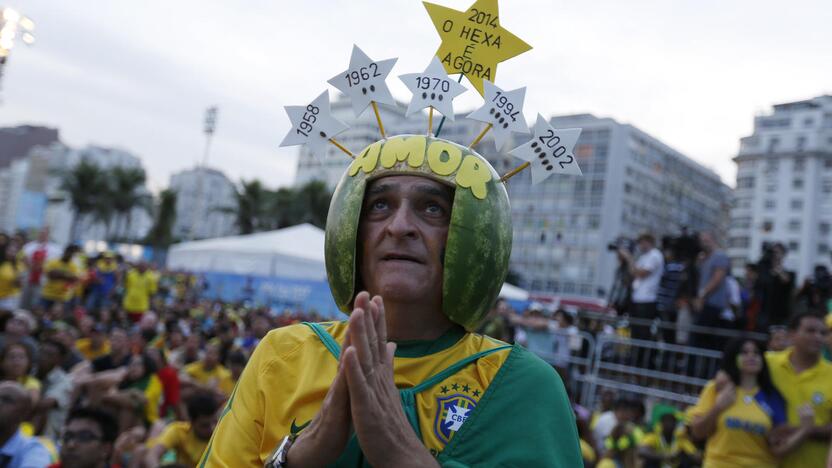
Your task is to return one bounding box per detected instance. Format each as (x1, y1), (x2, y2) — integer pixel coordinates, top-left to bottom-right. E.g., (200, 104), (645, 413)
(190, 106), (218, 240)
(0, 7), (35, 93)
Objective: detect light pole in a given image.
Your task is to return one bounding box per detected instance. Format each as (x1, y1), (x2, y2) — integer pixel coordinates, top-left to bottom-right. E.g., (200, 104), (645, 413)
(190, 106), (218, 239)
(0, 7), (35, 93)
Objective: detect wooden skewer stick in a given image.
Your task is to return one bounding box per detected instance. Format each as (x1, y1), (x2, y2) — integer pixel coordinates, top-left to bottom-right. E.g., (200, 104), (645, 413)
(468, 123), (492, 149)
(500, 161), (529, 183)
(371, 101), (386, 139)
(428, 107), (434, 135)
(328, 139), (354, 159)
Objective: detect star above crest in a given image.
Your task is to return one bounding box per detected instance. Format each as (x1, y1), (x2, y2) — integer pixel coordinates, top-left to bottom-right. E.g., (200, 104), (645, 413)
(279, 91), (349, 159)
(423, 0), (532, 95)
(327, 45), (398, 117)
(400, 56), (467, 121)
(508, 115), (582, 184)
(467, 79), (528, 150)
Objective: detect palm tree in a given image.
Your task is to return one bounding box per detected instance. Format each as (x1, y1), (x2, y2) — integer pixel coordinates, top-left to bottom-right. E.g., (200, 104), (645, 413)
(109, 166), (150, 241)
(233, 180), (269, 234)
(294, 180), (332, 229)
(145, 189), (177, 248)
(61, 160), (108, 242)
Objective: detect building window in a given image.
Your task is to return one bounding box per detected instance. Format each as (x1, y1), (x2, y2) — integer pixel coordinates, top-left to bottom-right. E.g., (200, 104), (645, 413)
(765, 159), (779, 172)
(796, 137), (807, 153)
(762, 220), (774, 232)
(788, 241), (799, 252)
(729, 237), (750, 248)
(804, 117), (815, 127)
(765, 182), (777, 192)
(793, 179), (804, 189)
(820, 223), (830, 234)
(791, 199), (803, 210)
(788, 220), (801, 232)
(820, 244), (830, 255)
(825, 159), (832, 169)
(732, 217), (752, 229)
(823, 180), (832, 193)
(737, 177), (755, 189)
(768, 137), (780, 153)
(794, 157), (806, 171)
(764, 200), (776, 209)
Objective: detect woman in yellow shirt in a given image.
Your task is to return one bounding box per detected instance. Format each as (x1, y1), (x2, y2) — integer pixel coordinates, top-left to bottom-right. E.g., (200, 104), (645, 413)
(0, 342), (41, 405)
(688, 338), (810, 467)
(0, 240), (23, 311)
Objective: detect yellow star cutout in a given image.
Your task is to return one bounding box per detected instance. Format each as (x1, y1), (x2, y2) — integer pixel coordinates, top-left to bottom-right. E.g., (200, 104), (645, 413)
(423, 0), (532, 95)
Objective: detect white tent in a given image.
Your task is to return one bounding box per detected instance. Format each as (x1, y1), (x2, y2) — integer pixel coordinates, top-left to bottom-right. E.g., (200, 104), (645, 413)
(499, 282), (529, 301)
(166, 224), (326, 280)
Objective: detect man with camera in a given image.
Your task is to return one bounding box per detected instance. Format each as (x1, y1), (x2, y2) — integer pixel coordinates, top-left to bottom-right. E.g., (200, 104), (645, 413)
(617, 233), (664, 342)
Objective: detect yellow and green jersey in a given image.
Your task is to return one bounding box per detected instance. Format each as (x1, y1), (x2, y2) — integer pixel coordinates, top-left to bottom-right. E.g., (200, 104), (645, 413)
(766, 348), (832, 468)
(122, 269), (157, 313)
(687, 380), (786, 468)
(148, 421), (209, 468)
(200, 321), (580, 467)
(41, 259), (78, 302)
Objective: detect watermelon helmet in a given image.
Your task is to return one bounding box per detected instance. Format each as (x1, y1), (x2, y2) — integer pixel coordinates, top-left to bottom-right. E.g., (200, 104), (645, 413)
(325, 134), (512, 331)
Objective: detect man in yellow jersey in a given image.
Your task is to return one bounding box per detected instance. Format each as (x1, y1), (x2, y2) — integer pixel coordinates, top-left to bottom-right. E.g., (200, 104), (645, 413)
(41, 246), (80, 310)
(122, 262), (157, 323)
(766, 312), (832, 467)
(201, 136), (581, 467)
(143, 392), (219, 467)
(181, 341), (235, 399)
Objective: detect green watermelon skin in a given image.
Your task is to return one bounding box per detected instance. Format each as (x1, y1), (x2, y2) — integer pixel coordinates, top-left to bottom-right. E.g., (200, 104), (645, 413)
(324, 135), (512, 330)
(442, 175), (512, 330)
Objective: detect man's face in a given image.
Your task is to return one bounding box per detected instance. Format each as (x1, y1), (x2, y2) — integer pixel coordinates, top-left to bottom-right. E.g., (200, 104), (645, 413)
(0, 382), (28, 427)
(358, 176), (452, 305)
(637, 239), (651, 254)
(792, 316), (828, 357)
(192, 414), (218, 441)
(699, 233), (715, 253)
(60, 418), (109, 468)
(203, 344), (220, 368)
(38, 343), (61, 372)
(109, 329), (128, 354)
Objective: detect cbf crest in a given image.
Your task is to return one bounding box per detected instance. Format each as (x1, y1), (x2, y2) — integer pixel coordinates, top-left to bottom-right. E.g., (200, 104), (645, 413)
(434, 393), (477, 444)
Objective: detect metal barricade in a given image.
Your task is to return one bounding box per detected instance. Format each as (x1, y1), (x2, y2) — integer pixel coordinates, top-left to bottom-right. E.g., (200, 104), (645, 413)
(517, 327), (596, 404)
(577, 310), (769, 344)
(582, 334), (723, 407)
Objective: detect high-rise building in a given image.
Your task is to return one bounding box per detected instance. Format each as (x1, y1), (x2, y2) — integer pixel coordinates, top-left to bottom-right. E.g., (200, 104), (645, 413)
(507, 114), (731, 298)
(170, 167), (237, 240)
(728, 95), (832, 281)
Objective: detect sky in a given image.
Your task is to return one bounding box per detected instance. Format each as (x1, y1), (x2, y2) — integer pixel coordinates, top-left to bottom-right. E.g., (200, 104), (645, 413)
(1, 0), (830, 193)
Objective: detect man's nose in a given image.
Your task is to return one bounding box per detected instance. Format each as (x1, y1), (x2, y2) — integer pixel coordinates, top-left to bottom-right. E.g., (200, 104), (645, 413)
(386, 204), (417, 238)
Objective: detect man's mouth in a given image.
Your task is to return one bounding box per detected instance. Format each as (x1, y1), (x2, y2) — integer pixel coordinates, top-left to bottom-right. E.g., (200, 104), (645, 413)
(381, 253), (424, 264)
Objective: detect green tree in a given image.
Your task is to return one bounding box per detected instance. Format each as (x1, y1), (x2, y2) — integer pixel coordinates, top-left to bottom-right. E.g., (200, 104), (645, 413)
(293, 180), (332, 229)
(145, 189), (177, 248)
(109, 166), (151, 241)
(61, 160), (108, 242)
(233, 179), (270, 234)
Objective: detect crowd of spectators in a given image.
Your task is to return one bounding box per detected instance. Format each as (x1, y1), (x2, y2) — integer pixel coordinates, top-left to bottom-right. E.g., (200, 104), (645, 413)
(0, 228), (322, 467)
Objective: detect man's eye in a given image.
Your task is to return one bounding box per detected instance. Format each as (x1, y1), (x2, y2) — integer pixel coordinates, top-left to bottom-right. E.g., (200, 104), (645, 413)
(370, 200), (388, 211)
(425, 202), (445, 215)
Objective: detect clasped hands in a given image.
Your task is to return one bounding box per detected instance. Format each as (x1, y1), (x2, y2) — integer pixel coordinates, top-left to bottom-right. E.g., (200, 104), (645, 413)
(286, 292), (438, 468)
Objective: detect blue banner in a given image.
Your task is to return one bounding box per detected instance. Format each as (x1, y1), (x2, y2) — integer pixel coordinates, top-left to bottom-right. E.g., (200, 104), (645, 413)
(201, 272), (343, 319)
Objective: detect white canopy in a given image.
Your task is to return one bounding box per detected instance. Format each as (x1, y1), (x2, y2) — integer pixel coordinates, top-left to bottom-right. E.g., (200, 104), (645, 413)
(499, 282), (529, 301)
(166, 223), (326, 280)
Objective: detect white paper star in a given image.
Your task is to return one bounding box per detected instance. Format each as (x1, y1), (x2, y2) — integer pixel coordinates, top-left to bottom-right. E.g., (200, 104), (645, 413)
(508, 115), (582, 184)
(467, 80), (529, 150)
(327, 45), (398, 117)
(399, 56), (467, 121)
(279, 91), (349, 159)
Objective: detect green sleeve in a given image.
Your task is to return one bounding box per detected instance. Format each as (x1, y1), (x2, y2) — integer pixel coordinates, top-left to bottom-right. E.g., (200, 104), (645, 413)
(437, 345), (582, 467)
